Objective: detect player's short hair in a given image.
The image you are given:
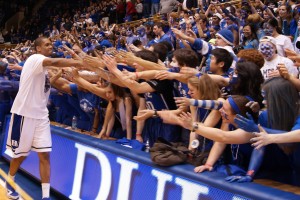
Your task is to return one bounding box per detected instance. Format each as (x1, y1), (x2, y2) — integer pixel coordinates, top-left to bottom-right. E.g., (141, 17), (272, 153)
(34, 36), (48, 51)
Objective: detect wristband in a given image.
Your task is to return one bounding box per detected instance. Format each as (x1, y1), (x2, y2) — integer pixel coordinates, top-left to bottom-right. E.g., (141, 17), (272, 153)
(246, 170), (255, 177)
(193, 99), (199, 107)
(191, 122), (199, 132)
(204, 163), (213, 168)
(153, 109), (159, 118)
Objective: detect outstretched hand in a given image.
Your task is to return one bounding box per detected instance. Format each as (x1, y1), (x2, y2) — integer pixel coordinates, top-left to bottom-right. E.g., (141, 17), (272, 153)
(179, 67), (198, 77)
(174, 97), (192, 107)
(245, 101), (260, 113)
(154, 71), (174, 80)
(122, 69), (137, 80)
(234, 113), (259, 133)
(71, 68), (80, 79)
(277, 64), (291, 80)
(133, 109), (154, 121)
(194, 165), (213, 173)
(102, 54), (119, 74)
(171, 28), (185, 39)
(115, 51), (136, 65)
(285, 48), (300, 66)
(178, 112), (193, 130)
(83, 55), (105, 69)
(250, 125), (270, 149)
(63, 44), (81, 61)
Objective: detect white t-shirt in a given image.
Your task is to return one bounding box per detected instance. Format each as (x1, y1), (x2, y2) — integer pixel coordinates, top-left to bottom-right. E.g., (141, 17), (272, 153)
(275, 34), (294, 57)
(85, 18), (92, 24)
(260, 55), (298, 80)
(11, 54), (51, 119)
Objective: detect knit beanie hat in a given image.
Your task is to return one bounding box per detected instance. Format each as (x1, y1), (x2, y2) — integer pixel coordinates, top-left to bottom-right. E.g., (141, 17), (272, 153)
(216, 29), (234, 46)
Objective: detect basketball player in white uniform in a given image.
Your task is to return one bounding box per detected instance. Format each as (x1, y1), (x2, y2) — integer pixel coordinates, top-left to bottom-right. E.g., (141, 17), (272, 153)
(6, 37), (83, 199)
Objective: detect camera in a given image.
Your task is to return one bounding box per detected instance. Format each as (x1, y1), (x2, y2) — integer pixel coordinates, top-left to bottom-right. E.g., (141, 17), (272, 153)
(296, 41), (300, 49)
(233, 45), (244, 55)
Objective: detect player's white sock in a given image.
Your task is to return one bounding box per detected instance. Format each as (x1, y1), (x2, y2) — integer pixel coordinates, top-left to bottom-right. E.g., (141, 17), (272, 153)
(42, 183), (50, 198)
(8, 173), (15, 181)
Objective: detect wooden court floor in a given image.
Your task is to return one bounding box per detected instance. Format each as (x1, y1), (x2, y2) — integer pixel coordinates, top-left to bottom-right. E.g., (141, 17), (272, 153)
(0, 178), (14, 200)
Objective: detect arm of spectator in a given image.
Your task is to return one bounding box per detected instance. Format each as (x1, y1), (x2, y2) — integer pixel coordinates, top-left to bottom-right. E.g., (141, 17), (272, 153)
(172, 28), (196, 45)
(278, 64), (300, 91)
(63, 44), (82, 60)
(103, 55), (155, 94)
(155, 70), (191, 83)
(134, 108), (183, 123)
(125, 97), (133, 139)
(71, 68), (108, 100)
(49, 73), (72, 94)
(226, 147), (264, 183)
(194, 142), (226, 173)
(194, 116), (232, 173)
(116, 51), (166, 70)
(135, 98), (147, 143)
(133, 109), (157, 121)
(205, 4), (213, 17)
(246, 101), (261, 113)
(10, 51), (21, 63)
(99, 102), (115, 138)
(259, 0), (275, 19)
(181, 38), (192, 49)
(49, 69), (62, 85)
(87, 66), (127, 88)
(173, 28), (212, 56)
(208, 74), (230, 87)
(215, 5), (224, 15)
(91, 108), (100, 134)
(203, 109), (222, 128)
(83, 55), (106, 69)
(188, 107), (221, 151)
(250, 125), (300, 149)
(189, 106), (198, 150)
(8, 63), (22, 71)
(175, 97), (225, 109)
(221, 5), (238, 22)
(195, 21), (206, 39)
(179, 112), (254, 143)
(134, 70), (165, 80)
(77, 70), (100, 83)
(250, 0), (258, 14)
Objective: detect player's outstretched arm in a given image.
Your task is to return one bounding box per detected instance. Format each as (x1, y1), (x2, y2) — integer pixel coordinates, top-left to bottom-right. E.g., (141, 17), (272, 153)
(43, 58), (83, 69)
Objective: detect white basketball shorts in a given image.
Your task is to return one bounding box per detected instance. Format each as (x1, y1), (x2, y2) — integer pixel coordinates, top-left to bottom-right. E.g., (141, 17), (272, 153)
(6, 114), (52, 158)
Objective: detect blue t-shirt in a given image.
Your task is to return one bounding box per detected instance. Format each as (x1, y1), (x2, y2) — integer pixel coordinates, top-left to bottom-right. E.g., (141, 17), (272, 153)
(167, 67), (190, 98)
(141, 79), (177, 111)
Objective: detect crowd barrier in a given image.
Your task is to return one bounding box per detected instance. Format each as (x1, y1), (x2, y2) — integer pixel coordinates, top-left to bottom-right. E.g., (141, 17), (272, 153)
(1, 115), (300, 200)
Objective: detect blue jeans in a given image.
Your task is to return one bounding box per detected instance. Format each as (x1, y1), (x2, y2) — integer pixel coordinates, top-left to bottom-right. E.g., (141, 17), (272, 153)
(143, 3), (151, 18)
(151, 3), (159, 16)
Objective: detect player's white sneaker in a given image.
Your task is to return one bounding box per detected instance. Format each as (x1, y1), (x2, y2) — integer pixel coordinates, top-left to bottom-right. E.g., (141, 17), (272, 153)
(6, 181), (19, 199)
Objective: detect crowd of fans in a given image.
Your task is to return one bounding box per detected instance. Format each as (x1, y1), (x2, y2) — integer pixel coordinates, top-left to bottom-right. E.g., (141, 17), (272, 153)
(1, 0), (300, 189)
